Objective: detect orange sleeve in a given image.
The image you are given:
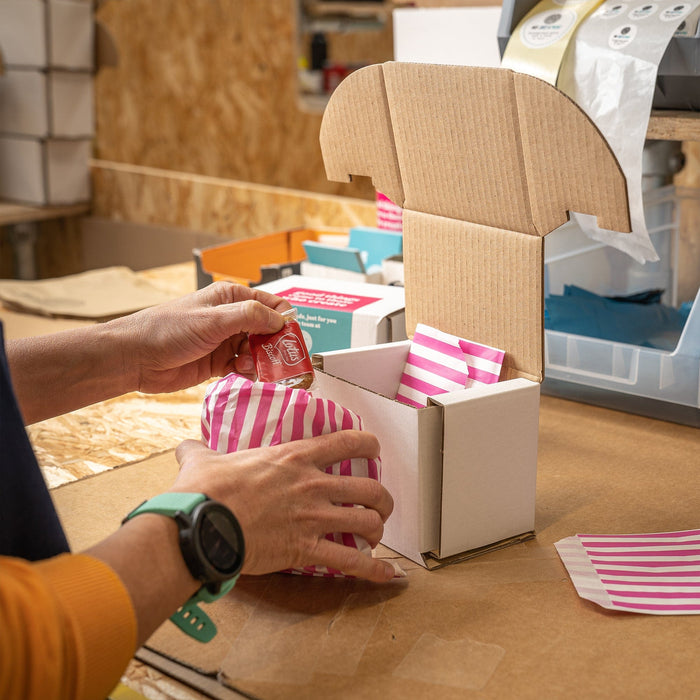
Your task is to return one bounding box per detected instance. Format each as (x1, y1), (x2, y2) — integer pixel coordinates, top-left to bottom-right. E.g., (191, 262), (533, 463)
(0, 553), (137, 700)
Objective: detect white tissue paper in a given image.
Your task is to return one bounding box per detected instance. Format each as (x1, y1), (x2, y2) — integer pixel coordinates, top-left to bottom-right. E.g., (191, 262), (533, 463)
(557, 0), (700, 263)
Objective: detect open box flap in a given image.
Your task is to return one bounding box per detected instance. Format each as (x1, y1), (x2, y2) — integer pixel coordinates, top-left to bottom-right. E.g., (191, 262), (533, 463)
(320, 62), (632, 383)
(321, 62), (630, 236)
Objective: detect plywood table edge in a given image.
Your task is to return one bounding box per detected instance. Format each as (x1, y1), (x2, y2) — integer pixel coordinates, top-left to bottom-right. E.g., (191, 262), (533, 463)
(648, 111), (700, 142)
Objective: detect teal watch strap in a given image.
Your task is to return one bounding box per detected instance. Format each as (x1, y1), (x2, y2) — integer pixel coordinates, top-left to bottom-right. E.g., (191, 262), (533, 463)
(123, 492), (241, 644)
(126, 492), (207, 519)
(170, 577), (238, 643)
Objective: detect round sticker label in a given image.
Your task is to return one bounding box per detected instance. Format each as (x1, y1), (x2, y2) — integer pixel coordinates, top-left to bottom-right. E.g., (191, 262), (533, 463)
(520, 8), (578, 48)
(659, 3), (691, 21)
(595, 3), (628, 19)
(628, 3), (658, 19)
(609, 23), (638, 47)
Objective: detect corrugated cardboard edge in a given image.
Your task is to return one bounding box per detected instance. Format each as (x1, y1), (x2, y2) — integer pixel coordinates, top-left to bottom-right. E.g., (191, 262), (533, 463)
(135, 648), (248, 700)
(320, 62), (631, 383)
(421, 531), (536, 570)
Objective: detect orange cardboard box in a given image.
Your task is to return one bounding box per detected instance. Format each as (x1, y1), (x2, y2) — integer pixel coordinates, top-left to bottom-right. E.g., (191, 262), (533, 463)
(194, 227), (348, 288)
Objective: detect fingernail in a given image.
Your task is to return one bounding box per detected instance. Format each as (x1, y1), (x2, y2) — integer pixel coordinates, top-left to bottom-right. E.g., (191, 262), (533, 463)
(385, 561), (407, 579)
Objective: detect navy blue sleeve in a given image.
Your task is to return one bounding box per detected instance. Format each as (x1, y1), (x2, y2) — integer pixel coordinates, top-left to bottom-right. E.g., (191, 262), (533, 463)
(0, 323), (69, 559)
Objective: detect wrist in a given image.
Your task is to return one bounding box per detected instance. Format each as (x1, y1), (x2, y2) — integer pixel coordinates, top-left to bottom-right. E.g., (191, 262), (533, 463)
(101, 315), (143, 395)
(87, 514), (200, 646)
(122, 493), (245, 643)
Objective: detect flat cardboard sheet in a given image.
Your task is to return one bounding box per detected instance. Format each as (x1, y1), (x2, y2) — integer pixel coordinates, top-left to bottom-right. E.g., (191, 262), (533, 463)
(0, 266), (179, 319)
(52, 397), (700, 699)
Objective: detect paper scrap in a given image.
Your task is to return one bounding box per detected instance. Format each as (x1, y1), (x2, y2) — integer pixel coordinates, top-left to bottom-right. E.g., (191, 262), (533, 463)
(555, 529), (700, 614)
(201, 373), (380, 578)
(0, 266), (178, 319)
(395, 323), (505, 408)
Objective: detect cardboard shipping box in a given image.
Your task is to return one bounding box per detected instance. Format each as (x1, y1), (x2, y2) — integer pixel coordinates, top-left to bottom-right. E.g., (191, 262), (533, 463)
(0, 136), (91, 205)
(313, 62), (631, 568)
(301, 226), (404, 284)
(256, 274), (407, 354)
(0, 0), (94, 71)
(0, 69), (94, 138)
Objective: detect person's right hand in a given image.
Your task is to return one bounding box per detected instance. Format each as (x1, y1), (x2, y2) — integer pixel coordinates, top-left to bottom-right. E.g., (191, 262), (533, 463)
(173, 430), (396, 583)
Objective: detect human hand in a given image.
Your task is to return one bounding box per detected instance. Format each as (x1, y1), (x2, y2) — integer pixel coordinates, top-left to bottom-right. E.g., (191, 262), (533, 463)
(173, 431), (396, 583)
(111, 281), (291, 394)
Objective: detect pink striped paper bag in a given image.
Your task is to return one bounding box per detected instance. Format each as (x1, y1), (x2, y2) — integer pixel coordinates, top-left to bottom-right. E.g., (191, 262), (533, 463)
(555, 530), (700, 615)
(396, 323), (505, 409)
(202, 373), (380, 578)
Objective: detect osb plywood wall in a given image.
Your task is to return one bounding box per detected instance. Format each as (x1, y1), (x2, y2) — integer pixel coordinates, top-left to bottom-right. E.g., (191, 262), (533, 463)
(91, 160), (377, 236)
(94, 0), (393, 198)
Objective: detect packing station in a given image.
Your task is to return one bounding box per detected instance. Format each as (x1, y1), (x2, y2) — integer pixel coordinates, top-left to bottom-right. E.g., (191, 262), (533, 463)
(1, 2), (699, 698)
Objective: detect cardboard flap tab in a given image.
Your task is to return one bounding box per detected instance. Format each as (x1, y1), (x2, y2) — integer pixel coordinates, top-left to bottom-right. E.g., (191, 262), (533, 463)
(319, 64), (404, 207)
(512, 72), (631, 235)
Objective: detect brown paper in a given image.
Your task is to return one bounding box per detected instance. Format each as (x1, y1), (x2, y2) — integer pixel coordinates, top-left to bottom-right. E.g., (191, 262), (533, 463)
(0, 266), (177, 319)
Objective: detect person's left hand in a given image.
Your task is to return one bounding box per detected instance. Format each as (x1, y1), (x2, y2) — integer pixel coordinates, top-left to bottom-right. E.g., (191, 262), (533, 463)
(112, 281), (290, 394)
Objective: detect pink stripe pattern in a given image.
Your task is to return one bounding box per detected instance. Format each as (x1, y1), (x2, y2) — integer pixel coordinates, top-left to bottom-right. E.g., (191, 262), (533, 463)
(202, 374), (380, 578)
(395, 323), (505, 408)
(376, 190), (403, 232)
(555, 530), (700, 615)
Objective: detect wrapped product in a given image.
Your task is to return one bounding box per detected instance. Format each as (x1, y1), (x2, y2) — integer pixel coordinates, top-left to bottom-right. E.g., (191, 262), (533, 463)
(201, 373), (379, 577)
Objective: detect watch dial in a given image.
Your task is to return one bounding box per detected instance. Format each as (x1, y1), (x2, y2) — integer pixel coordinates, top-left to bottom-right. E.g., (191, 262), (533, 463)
(200, 510), (243, 574)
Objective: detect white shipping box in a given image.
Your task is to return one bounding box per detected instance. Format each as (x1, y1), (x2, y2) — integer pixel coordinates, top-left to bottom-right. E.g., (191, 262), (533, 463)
(0, 0), (93, 70)
(0, 136), (91, 205)
(0, 69), (94, 138)
(314, 63), (631, 567)
(255, 275), (406, 354)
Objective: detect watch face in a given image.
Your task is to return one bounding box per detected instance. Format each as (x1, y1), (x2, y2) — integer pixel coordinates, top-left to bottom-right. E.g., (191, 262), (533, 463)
(199, 507), (244, 575)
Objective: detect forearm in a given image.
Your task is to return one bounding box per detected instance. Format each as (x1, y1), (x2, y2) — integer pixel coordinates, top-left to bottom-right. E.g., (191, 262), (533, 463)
(85, 512), (200, 647)
(6, 321), (136, 424)
(0, 554), (137, 700)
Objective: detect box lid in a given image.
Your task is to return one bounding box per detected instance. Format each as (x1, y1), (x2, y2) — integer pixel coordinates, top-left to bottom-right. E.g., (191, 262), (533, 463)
(320, 63), (631, 382)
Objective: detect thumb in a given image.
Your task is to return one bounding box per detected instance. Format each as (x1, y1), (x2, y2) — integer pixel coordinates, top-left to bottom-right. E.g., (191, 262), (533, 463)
(175, 438), (210, 468)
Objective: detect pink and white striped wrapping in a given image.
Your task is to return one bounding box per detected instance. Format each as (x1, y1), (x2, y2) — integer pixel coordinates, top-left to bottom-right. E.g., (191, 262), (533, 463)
(376, 190), (403, 232)
(555, 530), (700, 615)
(395, 323), (505, 409)
(201, 373), (380, 578)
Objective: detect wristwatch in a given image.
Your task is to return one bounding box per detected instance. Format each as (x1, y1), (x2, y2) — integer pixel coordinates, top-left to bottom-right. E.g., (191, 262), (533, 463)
(123, 492), (245, 643)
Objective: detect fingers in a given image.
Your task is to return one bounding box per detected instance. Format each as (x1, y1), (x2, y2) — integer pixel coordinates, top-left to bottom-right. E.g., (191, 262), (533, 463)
(321, 501), (386, 548)
(197, 281), (292, 315)
(208, 298), (287, 337)
(292, 430), (381, 470)
(326, 475), (394, 526)
(312, 539), (397, 583)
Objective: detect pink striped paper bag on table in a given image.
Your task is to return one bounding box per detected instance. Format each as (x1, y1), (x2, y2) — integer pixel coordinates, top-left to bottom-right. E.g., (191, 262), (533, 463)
(201, 373), (380, 578)
(396, 323), (505, 409)
(555, 530), (700, 614)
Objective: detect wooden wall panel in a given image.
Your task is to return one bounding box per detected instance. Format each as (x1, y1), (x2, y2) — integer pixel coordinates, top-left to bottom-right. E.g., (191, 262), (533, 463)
(91, 160), (377, 239)
(94, 0), (392, 199)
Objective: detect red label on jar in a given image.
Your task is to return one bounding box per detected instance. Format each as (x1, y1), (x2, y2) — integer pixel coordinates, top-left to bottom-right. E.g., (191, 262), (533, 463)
(249, 319), (314, 384)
